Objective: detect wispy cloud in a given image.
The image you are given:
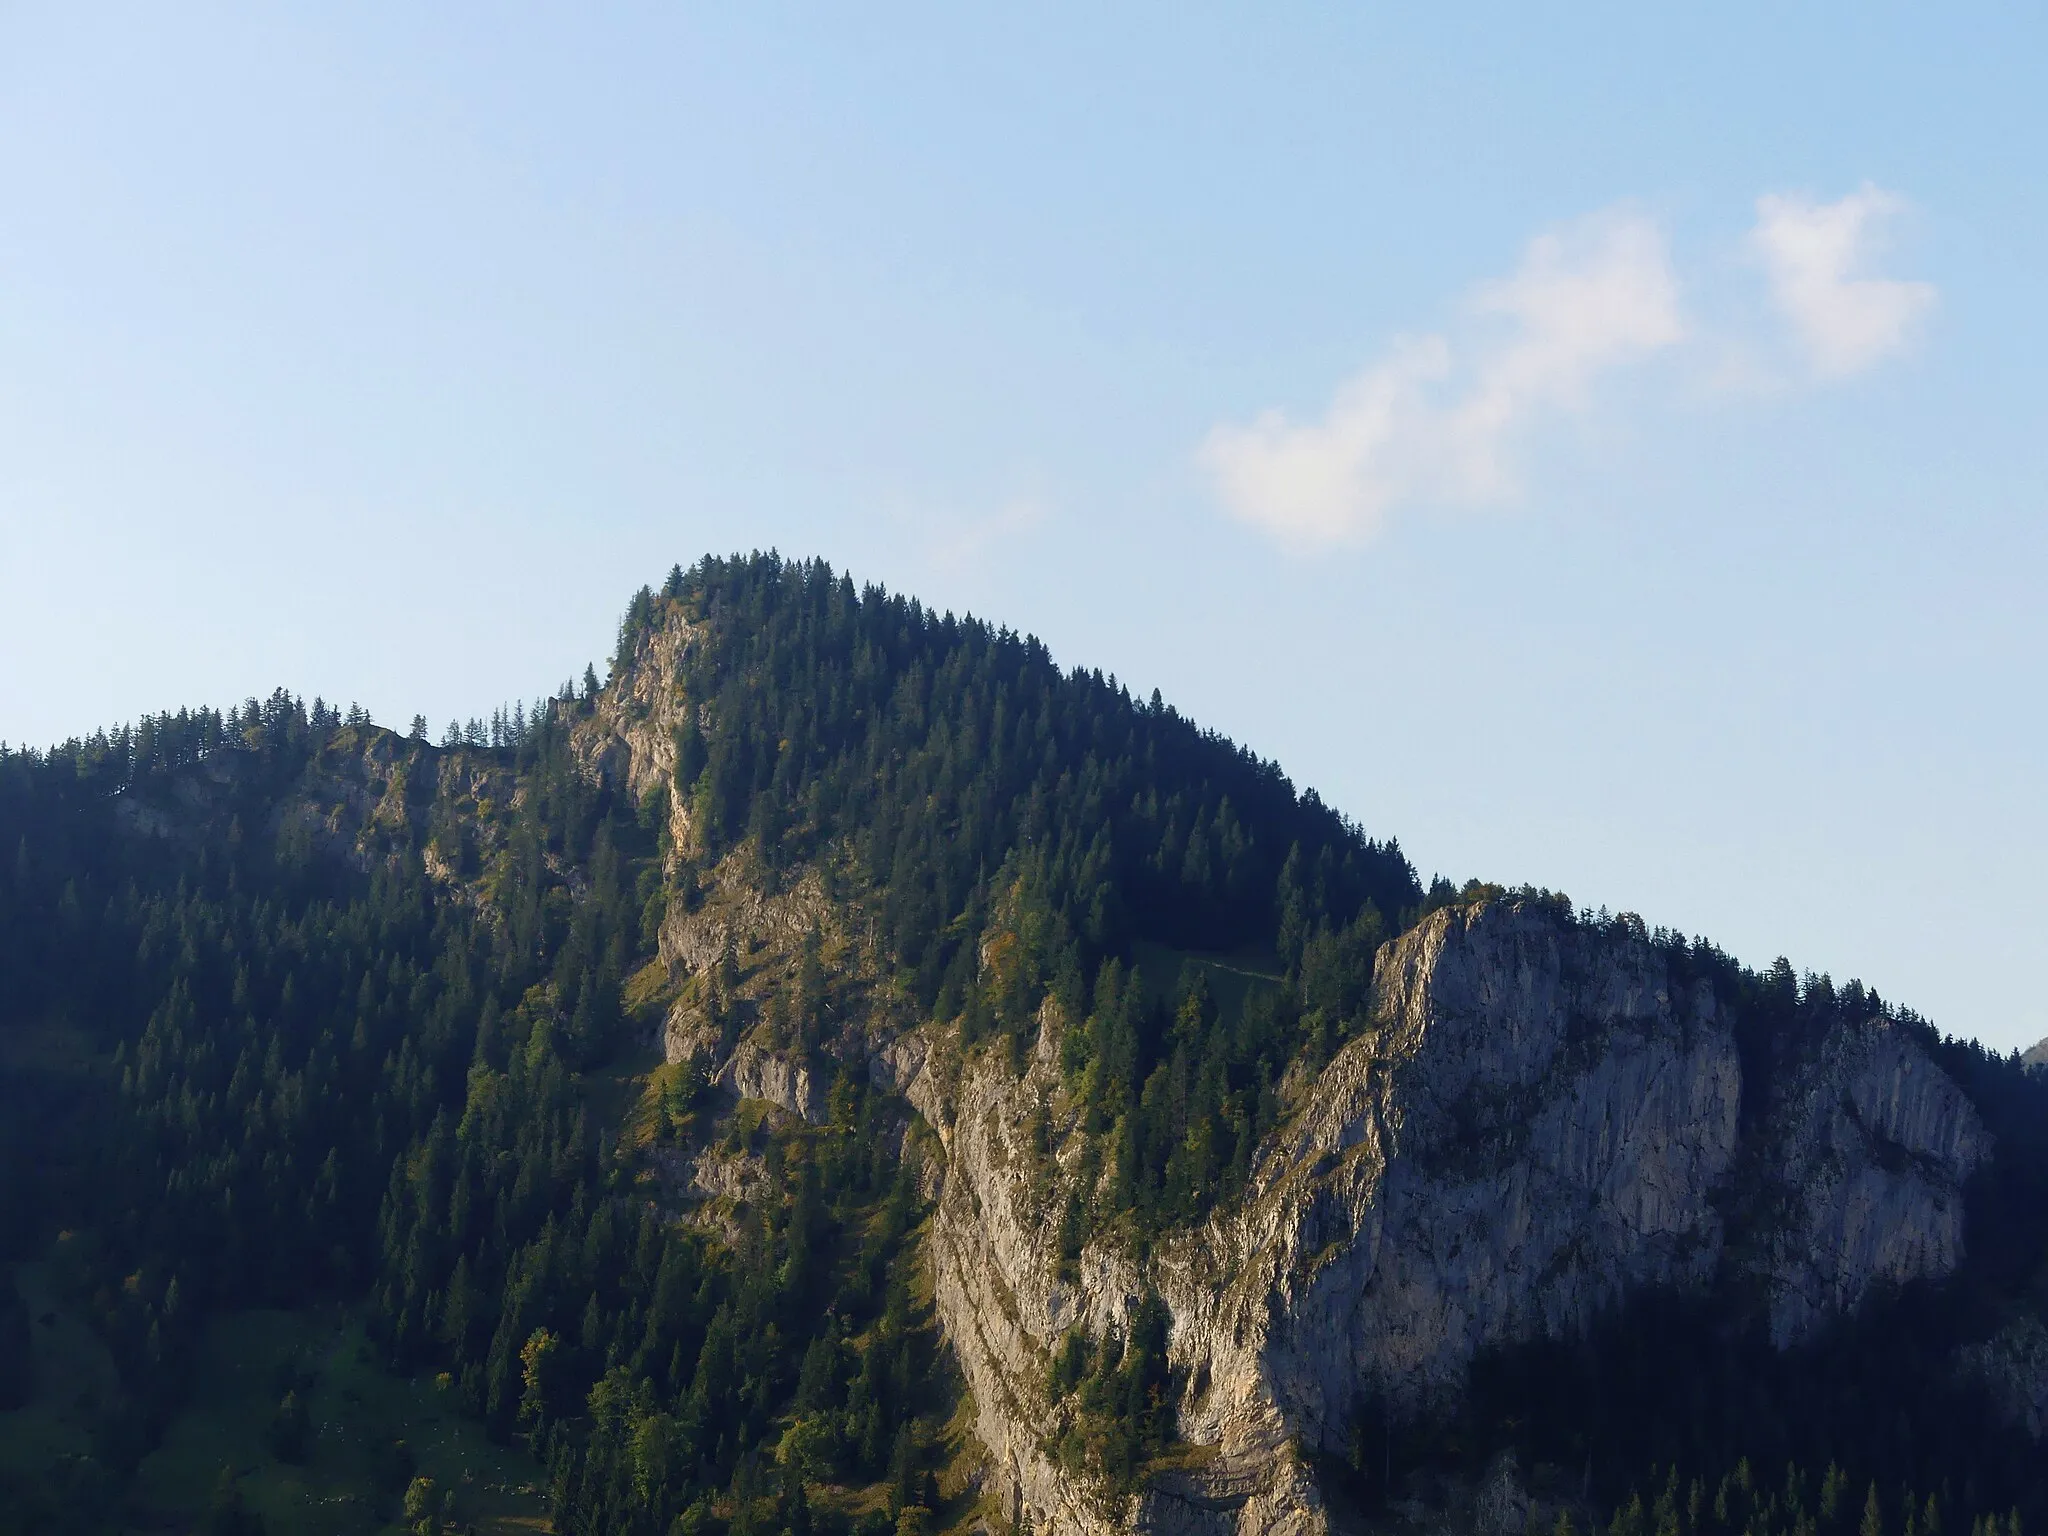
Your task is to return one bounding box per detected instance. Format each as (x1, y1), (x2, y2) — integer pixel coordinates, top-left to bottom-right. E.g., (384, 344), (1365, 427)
(1453, 212), (1688, 497)
(1200, 210), (1684, 546)
(883, 491), (1051, 578)
(927, 494), (1048, 571)
(1203, 188), (1933, 547)
(1750, 186), (1935, 378)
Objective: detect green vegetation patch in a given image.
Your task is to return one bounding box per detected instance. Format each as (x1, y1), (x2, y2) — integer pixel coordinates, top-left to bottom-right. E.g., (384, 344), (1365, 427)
(1042, 1296), (1176, 1497)
(0, 1263), (121, 1482)
(1127, 939), (1282, 1022)
(128, 1308), (545, 1535)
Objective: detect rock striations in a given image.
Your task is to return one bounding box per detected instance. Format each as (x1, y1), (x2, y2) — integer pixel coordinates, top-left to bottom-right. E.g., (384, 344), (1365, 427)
(1755, 1006), (1985, 1344)
(878, 903), (1988, 1536)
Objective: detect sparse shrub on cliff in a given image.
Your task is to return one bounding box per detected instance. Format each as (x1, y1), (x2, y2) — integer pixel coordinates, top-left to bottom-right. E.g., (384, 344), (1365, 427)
(1044, 1294), (1178, 1494)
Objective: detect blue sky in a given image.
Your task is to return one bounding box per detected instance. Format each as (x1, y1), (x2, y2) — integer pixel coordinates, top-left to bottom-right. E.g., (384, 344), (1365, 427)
(3, 5), (2044, 1050)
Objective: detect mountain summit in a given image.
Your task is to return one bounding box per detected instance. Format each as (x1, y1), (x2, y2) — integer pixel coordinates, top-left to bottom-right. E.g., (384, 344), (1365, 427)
(2, 553), (2044, 1536)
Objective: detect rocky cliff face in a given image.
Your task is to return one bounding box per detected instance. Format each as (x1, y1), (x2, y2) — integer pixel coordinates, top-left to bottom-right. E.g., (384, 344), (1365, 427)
(581, 616), (1997, 1536)
(876, 902), (1988, 1536)
(569, 608), (704, 856)
(113, 718), (529, 894)
(1755, 1010), (1987, 1343)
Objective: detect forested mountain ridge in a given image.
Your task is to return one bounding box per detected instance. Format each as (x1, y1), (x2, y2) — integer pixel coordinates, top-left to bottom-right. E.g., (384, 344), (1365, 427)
(3, 552), (2046, 1536)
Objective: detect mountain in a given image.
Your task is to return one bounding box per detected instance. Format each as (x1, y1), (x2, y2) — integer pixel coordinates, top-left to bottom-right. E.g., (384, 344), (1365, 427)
(2, 552), (2045, 1536)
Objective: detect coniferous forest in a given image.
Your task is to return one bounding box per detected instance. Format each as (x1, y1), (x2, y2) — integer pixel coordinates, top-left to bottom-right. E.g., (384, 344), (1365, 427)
(2, 554), (2044, 1536)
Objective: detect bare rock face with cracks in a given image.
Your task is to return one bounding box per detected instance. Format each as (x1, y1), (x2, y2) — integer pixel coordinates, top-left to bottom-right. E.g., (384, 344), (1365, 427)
(563, 611), (1995, 1536)
(883, 903), (1983, 1536)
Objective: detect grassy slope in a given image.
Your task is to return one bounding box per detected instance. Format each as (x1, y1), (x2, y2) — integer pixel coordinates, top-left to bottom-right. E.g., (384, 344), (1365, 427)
(0, 1263), (548, 1536)
(1128, 939), (1283, 1021)
(0, 1263), (121, 1485)
(131, 1308), (549, 1535)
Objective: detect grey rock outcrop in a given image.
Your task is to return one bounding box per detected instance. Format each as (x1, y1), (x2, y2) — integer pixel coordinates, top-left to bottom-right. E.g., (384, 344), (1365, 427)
(904, 901), (1988, 1536)
(569, 611), (705, 858)
(1756, 1013), (1987, 1343)
(658, 866), (832, 981)
(714, 1038), (828, 1123)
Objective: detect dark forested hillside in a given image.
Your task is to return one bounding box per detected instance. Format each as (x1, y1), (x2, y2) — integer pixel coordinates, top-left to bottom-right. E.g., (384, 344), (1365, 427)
(0, 554), (1416, 1534)
(1, 553), (2043, 1536)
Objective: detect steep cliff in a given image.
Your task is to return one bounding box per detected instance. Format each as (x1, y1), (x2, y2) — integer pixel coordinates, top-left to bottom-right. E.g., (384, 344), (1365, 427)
(1753, 1007), (1987, 1343)
(867, 901), (1988, 1536)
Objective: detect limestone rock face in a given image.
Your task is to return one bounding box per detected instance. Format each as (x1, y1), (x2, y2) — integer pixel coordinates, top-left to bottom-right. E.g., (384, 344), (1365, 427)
(902, 902), (1988, 1536)
(657, 866), (832, 982)
(714, 1037), (828, 1123)
(1233, 903), (1742, 1442)
(570, 610), (704, 856)
(1757, 1013), (1988, 1343)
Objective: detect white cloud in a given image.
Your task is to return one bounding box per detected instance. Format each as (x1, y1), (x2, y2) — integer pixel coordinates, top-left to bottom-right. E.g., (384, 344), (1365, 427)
(1455, 212), (1689, 495)
(884, 491), (1051, 576)
(1196, 335), (1449, 547)
(928, 494), (1048, 571)
(1203, 190), (1940, 547)
(1200, 210), (1684, 546)
(1750, 186), (1934, 378)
